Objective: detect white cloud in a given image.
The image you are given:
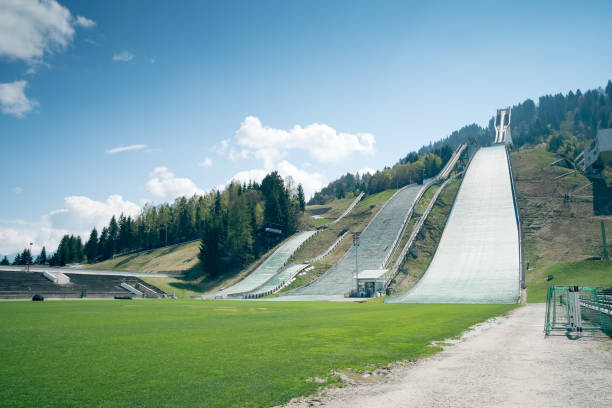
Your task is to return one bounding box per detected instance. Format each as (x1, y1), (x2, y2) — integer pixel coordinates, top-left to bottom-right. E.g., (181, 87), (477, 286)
(0, 224), (65, 257)
(106, 144), (147, 154)
(0, 194), (140, 256)
(45, 195), (140, 235)
(276, 160), (325, 199)
(13, 186), (23, 194)
(0, 80), (38, 117)
(235, 116), (375, 164)
(0, 0), (89, 64)
(112, 50), (134, 62)
(146, 166), (204, 200)
(74, 15), (95, 28)
(358, 167), (375, 176)
(198, 157), (213, 167)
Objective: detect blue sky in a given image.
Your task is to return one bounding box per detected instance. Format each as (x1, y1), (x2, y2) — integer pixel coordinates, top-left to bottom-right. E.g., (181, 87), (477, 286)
(1, 0), (611, 256)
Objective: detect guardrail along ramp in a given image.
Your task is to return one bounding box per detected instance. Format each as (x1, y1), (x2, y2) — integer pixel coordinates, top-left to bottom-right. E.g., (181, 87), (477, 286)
(387, 145), (520, 304)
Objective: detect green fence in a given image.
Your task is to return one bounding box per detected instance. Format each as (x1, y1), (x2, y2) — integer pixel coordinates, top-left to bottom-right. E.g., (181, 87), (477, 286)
(544, 285), (612, 336)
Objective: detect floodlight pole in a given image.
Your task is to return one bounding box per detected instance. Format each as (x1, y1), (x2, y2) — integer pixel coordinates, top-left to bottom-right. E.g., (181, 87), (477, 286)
(602, 221), (609, 261)
(27, 242), (33, 273)
(353, 232), (360, 294)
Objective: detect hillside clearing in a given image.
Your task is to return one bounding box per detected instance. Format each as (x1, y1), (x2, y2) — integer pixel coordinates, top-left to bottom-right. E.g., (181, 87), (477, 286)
(511, 148), (612, 296)
(526, 260), (612, 302)
(86, 241), (201, 273)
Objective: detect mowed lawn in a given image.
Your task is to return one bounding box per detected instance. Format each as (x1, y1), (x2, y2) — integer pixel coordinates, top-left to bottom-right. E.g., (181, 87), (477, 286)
(0, 300), (514, 407)
(527, 260), (612, 302)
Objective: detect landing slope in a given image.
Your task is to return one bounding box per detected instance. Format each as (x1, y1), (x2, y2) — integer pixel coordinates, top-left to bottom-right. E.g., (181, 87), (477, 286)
(388, 145), (520, 304)
(283, 185), (424, 300)
(213, 230), (316, 297)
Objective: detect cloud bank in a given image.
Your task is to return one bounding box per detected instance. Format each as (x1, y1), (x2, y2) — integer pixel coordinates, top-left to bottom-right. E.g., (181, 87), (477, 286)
(0, 0), (94, 64)
(0, 194), (140, 256)
(146, 167), (204, 200)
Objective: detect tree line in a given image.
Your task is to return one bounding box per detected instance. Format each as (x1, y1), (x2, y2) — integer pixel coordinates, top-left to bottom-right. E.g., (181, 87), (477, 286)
(507, 80), (612, 158)
(309, 145), (456, 205)
(7, 172), (305, 278)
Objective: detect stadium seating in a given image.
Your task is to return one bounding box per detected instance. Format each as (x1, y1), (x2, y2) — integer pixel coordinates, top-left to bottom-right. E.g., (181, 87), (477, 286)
(0, 271), (165, 299)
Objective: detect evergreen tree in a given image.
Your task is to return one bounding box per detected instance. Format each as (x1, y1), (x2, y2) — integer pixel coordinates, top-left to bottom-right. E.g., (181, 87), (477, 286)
(13, 253), (22, 265)
(297, 184), (305, 212)
(0, 256), (9, 265)
(85, 228), (99, 263)
(36, 247), (47, 264)
(20, 248), (33, 265)
(108, 216), (119, 255)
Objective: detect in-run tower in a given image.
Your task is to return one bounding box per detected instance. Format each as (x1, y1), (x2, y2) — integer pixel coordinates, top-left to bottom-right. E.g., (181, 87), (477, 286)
(494, 107), (512, 144)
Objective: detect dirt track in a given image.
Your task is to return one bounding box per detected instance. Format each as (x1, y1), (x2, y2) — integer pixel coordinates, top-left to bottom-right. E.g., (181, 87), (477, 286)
(281, 304), (612, 408)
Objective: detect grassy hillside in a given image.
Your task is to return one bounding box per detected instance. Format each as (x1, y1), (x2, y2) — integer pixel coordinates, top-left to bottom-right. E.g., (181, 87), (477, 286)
(0, 300), (514, 408)
(527, 260), (612, 302)
(86, 241), (201, 273)
(511, 148), (612, 300)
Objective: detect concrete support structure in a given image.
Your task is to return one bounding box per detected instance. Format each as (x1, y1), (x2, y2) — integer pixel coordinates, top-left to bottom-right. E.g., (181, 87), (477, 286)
(494, 108), (512, 144)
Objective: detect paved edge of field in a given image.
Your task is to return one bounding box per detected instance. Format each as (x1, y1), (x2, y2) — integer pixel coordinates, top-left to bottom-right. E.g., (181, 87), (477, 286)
(278, 304), (612, 408)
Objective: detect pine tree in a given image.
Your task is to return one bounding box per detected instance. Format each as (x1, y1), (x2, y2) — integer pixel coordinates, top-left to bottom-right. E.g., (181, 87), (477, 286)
(0, 256), (9, 265)
(20, 248), (33, 265)
(36, 247), (47, 264)
(297, 184), (305, 212)
(85, 228), (98, 263)
(13, 253), (22, 265)
(108, 216), (119, 255)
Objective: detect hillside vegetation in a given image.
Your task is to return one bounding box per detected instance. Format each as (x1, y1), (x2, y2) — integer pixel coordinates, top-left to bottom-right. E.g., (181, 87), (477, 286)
(86, 241), (201, 273)
(511, 148), (611, 300)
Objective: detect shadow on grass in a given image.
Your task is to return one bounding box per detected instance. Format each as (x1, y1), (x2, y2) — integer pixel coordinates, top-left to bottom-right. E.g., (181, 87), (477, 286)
(167, 263), (243, 294)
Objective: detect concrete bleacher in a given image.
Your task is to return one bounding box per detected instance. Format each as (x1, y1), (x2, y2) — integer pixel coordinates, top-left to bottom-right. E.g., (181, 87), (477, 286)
(0, 271), (165, 299)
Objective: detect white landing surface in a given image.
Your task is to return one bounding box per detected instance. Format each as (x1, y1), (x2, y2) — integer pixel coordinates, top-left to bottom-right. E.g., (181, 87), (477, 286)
(388, 145), (520, 304)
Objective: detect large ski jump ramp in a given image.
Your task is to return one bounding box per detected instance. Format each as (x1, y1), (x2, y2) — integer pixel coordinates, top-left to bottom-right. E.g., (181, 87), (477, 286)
(387, 145), (520, 304)
(280, 185), (424, 301)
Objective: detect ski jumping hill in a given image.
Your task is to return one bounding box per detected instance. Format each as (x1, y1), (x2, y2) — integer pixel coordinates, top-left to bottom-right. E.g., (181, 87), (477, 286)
(387, 144), (521, 304)
(280, 184), (425, 301)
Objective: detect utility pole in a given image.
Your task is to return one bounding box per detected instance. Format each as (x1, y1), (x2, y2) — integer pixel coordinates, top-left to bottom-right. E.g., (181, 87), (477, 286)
(353, 232), (360, 294)
(27, 242), (33, 272)
(602, 221), (609, 261)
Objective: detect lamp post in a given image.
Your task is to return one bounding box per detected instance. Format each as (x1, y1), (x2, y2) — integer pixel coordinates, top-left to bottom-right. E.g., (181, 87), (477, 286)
(27, 242), (33, 272)
(353, 232), (360, 294)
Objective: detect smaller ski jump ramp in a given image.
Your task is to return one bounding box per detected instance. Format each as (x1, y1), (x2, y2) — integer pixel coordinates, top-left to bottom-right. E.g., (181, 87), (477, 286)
(212, 230), (316, 298)
(387, 145), (520, 304)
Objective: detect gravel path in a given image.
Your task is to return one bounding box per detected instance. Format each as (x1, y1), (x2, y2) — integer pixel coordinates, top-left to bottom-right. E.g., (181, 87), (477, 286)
(280, 304), (612, 408)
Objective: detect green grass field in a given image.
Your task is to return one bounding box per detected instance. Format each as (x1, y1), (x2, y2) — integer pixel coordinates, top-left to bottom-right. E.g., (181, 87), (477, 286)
(527, 260), (612, 302)
(0, 300), (514, 407)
